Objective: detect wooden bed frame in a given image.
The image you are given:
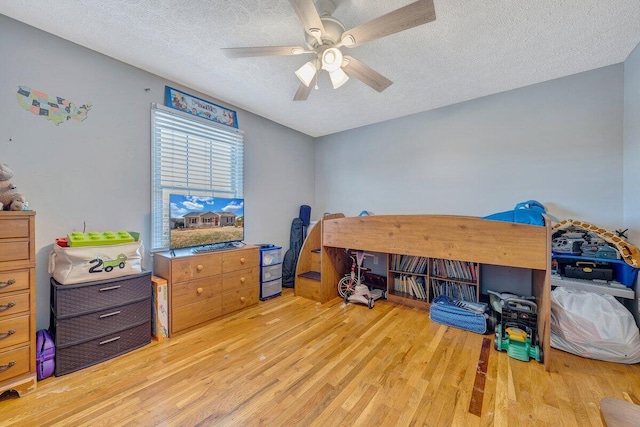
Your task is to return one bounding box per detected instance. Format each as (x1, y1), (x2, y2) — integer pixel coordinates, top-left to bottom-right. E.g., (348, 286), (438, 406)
(309, 214), (552, 370)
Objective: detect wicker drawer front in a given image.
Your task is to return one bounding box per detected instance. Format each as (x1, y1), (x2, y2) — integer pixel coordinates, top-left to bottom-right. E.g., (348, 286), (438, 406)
(52, 298), (151, 347)
(0, 218), (29, 240)
(51, 271), (151, 318)
(0, 314), (30, 350)
(171, 296), (222, 334)
(223, 288), (259, 314)
(223, 248), (259, 273)
(55, 321), (151, 376)
(0, 345), (30, 382)
(222, 267), (259, 293)
(172, 276), (222, 308)
(0, 292), (29, 319)
(171, 253), (222, 283)
(0, 270), (30, 294)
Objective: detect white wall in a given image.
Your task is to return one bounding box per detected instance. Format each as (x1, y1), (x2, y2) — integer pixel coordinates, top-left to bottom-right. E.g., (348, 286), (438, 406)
(624, 43), (640, 246)
(0, 15), (315, 329)
(316, 65), (625, 230)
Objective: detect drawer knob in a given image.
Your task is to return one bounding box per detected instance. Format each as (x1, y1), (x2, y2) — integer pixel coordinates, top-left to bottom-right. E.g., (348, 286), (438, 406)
(240, 277), (245, 284)
(240, 257), (246, 264)
(197, 264), (204, 272)
(0, 329), (16, 340)
(0, 279), (16, 289)
(0, 302), (16, 312)
(240, 296), (246, 303)
(197, 287), (203, 295)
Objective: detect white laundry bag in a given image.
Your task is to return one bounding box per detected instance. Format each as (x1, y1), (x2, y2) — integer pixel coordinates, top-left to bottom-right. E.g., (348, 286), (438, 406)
(48, 241), (143, 285)
(550, 287), (640, 364)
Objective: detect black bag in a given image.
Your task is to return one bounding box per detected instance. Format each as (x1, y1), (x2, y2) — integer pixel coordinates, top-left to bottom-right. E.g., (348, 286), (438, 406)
(282, 218), (303, 288)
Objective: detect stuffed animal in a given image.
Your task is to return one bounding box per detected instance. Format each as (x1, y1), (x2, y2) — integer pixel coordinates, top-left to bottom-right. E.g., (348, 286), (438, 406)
(0, 163), (26, 211)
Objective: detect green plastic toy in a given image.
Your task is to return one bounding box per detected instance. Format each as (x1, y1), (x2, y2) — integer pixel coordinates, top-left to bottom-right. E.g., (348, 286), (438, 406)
(67, 230), (135, 247)
(494, 298), (543, 363)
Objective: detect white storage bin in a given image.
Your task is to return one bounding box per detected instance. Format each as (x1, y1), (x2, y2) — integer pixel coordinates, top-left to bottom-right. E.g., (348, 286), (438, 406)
(262, 263), (282, 282)
(261, 246), (282, 266)
(261, 277), (282, 300)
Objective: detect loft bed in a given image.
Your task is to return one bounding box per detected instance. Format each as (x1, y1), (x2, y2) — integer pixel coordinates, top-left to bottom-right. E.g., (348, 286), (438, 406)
(317, 214), (552, 371)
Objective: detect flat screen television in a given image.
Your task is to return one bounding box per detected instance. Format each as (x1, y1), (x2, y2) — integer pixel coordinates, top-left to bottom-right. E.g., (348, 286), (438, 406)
(169, 194), (244, 250)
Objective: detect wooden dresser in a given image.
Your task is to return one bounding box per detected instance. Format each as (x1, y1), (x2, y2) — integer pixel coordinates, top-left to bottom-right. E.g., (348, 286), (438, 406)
(0, 211), (36, 397)
(154, 246), (259, 335)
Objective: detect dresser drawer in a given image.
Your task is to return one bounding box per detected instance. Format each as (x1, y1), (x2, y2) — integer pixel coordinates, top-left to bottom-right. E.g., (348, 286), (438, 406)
(55, 321), (151, 376)
(223, 248), (259, 273)
(0, 345), (30, 382)
(0, 269), (31, 294)
(51, 298), (151, 347)
(0, 314), (30, 350)
(0, 292), (29, 319)
(0, 218), (30, 239)
(170, 253), (222, 283)
(51, 271), (151, 318)
(222, 288), (259, 314)
(0, 241), (30, 264)
(171, 296), (222, 333)
(223, 267), (259, 293)
(171, 275), (222, 308)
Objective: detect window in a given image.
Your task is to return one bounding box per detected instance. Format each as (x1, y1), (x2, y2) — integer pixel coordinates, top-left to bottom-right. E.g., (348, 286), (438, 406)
(151, 103), (244, 251)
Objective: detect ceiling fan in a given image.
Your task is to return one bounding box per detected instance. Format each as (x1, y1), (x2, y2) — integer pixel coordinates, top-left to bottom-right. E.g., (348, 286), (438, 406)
(222, 0), (436, 101)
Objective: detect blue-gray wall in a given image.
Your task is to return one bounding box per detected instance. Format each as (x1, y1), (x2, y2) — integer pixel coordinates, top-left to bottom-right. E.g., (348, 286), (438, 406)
(316, 65), (625, 231)
(624, 42), (640, 323)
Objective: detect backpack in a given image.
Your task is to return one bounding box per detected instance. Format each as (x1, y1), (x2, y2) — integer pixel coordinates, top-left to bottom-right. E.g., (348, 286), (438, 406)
(36, 329), (55, 380)
(483, 200), (546, 226)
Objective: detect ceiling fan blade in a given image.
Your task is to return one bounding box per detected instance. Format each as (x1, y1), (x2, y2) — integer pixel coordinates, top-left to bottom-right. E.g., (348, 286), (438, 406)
(222, 46), (312, 58)
(340, 0), (435, 48)
(293, 81), (313, 101)
(342, 56), (393, 92)
(289, 0), (325, 43)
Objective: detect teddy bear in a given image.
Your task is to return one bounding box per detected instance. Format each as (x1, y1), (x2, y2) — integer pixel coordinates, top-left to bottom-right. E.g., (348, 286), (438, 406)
(0, 163), (26, 211)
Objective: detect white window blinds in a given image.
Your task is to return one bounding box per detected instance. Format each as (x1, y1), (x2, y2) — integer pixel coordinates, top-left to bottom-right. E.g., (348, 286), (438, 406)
(151, 103), (244, 251)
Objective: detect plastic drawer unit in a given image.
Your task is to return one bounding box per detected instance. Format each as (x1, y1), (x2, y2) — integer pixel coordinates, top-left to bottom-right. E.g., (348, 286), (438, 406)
(259, 245), (282, 300)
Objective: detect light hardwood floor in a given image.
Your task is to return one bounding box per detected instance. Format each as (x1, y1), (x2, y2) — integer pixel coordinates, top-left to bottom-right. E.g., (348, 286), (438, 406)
(1, 288), (639, 426)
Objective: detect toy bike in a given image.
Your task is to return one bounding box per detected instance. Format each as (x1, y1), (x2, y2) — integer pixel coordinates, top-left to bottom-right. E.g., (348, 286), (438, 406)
(338, 249), (386, 309)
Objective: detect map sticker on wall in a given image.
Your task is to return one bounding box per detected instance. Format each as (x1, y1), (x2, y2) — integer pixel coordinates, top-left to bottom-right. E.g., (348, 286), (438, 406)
(16, 86), (91, 126)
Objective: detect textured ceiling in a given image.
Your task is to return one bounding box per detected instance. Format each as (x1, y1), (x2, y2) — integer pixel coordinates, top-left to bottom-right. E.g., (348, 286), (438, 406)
(1, 1), (640, 137)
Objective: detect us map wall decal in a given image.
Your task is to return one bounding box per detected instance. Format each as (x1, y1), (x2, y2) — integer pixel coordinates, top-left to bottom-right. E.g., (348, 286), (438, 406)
(16, 86), (91, 126)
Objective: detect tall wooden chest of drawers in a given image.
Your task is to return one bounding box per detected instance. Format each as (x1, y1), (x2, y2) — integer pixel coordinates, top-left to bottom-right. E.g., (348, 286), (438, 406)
(0, 211), (36, 397)
(154, 246), (259, 336)
(50, 271), (152, 376)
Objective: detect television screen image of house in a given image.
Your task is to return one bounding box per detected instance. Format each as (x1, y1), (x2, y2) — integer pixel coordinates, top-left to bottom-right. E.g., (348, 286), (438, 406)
(169, 194), (244, 249)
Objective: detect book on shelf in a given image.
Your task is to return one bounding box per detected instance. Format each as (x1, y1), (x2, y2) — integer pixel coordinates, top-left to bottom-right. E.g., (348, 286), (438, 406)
(391, 254), (428, 274)
(430, 279), (477, 302)
(431, 258), (477, 282)
(393, 274), (427, 300)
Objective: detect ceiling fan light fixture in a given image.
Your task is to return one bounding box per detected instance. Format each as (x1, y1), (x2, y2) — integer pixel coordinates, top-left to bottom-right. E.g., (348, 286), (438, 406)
(295, 61), (317, 87)
(341, 34), (355, 47)
(329, 67), (349, 89)
(321, 47), (343, 72)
